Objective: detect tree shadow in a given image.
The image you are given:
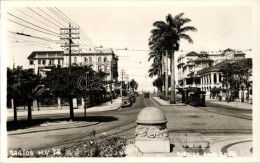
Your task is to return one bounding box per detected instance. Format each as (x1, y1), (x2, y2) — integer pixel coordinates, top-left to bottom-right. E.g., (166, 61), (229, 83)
(7, 116), (118, 131)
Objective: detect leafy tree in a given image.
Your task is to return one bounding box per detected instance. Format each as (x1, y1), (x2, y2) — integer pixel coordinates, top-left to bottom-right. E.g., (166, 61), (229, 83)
(129, 79), (138, 92)
(44, 66), (96, 121)
(7, 66), (23, 121)
(219, 59), (252, 101)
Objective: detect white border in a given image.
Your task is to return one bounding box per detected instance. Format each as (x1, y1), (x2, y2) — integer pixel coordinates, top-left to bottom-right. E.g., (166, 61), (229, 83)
(1, 0), (260, 163)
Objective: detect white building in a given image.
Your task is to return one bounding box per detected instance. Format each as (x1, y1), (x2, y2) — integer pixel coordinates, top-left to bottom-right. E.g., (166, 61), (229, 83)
(27, 50), (119, 82)
(177, 49), (246, 95)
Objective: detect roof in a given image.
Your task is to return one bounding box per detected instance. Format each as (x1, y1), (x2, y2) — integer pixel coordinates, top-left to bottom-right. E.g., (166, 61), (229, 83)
(186, 51), (198, 56)
(224, 48), (234, 52)
(194, 58), (214, 62)
(28, 51), (115, 59)
(197, 59), (238, 74)
(28, 51), (63, 59)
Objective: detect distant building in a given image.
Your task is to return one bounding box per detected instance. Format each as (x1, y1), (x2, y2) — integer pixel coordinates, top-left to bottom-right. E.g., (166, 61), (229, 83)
(177, 48), (247, 95)
(28, 50), (119, 83)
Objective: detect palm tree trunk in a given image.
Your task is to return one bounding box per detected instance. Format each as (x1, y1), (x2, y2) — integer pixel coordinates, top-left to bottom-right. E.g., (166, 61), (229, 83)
(170, 51), (176, 104)
(161, 54), (165, 98)
(165, 51), (169, 100)
(69, 97), (75, 121)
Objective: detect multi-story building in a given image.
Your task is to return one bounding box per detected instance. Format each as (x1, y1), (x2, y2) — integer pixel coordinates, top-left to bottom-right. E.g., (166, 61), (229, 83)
(177, 48), (247, 96)
(27, 50), (119, 82)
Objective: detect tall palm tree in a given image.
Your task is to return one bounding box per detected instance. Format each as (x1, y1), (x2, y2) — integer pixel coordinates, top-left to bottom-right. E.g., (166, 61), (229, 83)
(149, 23), (170, 99)
(166, 13), (197, 103)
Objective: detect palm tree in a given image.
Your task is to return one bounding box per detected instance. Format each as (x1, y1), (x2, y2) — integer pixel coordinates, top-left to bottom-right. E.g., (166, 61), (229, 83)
(149, 24), (170, 99)
(166, 13), (197, 103)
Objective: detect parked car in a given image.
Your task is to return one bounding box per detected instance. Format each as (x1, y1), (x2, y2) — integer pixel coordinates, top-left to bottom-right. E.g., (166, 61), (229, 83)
(144, 92), (150, 98)
(128, 93), (136, 103)
(121, 96), (132, 107)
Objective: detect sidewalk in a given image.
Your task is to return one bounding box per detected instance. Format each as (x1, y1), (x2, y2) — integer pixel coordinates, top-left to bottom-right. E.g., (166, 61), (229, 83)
(7, 98), (122, 135)
(7, 98), (122, 118)
(207, 99), (252, 110)
(152, 96), (186, 106)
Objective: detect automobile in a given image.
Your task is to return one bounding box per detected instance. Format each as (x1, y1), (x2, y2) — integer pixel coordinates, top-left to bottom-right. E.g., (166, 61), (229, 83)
(128, 93), (136, 103)
(144, 92), (150, 98)
(121, 96), (132, 107)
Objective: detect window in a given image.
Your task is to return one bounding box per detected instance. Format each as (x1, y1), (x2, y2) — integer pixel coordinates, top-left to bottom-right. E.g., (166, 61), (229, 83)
(29, 60), (34, 65)
(42, 60), (46, 65)
(214, 73), (217, 83)
(84, 57), (88, 63)
(38, 60), (41, 65)
(58, 59), (61, 65)
(89, 57), (92, 63)
(74, 57), (77, 63)
(219, 74), (222, 82)
(104, 57), (107, 62)
(98, 57), (102, 63)
(49, 60), (54, 65)
(98, 66), (102, 71)
(104, 65), (107, 72)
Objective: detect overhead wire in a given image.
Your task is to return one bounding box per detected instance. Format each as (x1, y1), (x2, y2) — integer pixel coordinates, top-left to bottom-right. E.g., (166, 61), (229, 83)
(37, 7), (66, 28)
(7, 19), (60, 37)
(27, 7), (61, 28)
(7, 12), (60, 35)
(16, 8), (60, 31)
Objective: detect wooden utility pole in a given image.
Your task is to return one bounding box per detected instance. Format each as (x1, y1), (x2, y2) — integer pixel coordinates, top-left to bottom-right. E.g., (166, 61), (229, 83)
(60, 23), (80, 68)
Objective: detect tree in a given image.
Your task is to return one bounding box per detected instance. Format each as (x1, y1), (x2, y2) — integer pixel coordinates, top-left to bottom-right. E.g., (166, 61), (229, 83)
(45, 66), (95, 121)
(219, 59), (252, 102)
(129, 79), (138, 92)
(149, 13), (196, 102)
(7, 66), (23, 121)
(166, 13), (197, 103)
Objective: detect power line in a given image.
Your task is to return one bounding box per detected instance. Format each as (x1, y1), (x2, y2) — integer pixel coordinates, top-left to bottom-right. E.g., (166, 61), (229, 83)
(8, 31), (60, 43)
(7, 12), (60, 35)
(37, 7), (66, 27)
(47, 7), (69, 25)
(27, 7), (61, 28)
(7, 18), (60, 37)
(16, 9), (60, 31)
(54, 7), (95, 47)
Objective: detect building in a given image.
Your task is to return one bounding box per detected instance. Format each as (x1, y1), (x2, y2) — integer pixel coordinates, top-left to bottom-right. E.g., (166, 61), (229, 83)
(177, 48), (247, 96)
(27, 50), (119, 83)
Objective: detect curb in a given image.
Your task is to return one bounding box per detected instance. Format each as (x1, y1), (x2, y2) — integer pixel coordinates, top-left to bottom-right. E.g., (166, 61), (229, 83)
(8, 122), (100, 136)
(207, 102), (252, 111)
(196, 106), (252, 120)
(152, 97), (187, 106)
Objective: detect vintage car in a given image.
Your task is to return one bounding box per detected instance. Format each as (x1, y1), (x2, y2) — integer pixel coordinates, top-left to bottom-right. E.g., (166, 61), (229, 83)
(121, 96), (132, 107)
(144, 92), (150, 98)
(128, 93), (136, 103)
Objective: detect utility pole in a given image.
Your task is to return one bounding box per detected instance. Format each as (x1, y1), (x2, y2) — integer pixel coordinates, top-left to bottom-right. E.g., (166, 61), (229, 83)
(60, 23), (80, 68)
(120, 69), (126, 99)
(60, 23), (80, 120)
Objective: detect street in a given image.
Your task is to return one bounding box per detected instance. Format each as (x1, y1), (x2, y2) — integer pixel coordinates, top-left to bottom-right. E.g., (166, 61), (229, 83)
(7, 94), (252, 156)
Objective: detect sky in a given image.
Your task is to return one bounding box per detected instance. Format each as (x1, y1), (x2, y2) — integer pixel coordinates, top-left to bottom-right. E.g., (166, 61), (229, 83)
(3, 1), (258, 91)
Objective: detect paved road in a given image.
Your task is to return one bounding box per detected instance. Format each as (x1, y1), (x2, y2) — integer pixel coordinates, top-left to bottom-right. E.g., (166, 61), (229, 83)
(7, 95), (252, 152)
(204, 101), (252, 120)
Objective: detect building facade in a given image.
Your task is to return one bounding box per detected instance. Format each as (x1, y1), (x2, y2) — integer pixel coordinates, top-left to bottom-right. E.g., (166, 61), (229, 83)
(177, 49), (247, 96)
(28, 50), (119, 82)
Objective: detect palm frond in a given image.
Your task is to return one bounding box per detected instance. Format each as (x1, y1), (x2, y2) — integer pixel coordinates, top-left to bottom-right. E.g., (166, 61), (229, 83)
(179, 26), (197, 34)
(179, 34), (193, 43)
